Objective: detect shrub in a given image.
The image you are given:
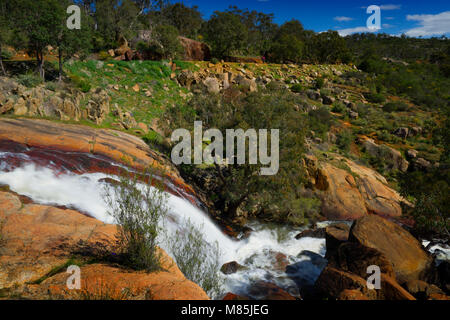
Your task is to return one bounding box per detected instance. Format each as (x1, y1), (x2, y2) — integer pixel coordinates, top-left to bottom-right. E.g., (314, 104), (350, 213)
(98, 51), (111, 61)
(365, 92), (386, 103)
(168, 219), (223, 298)
(45, 82), (57, 91)
(308, 106), (333, 135)
(16, 73), (43, 88)
(1, 48), (13, 60)
(284, 196), (321, 225)
(210, 57), (219, 65)
(315, 77), (324, 89)
(331, 101), (345, 113)
(336, 129), (353, 153)
(155, 25), (184, 60)
(70, 75), (91, 93)
(383, 101), (409, 113)
(290, 83), (302, 93)
(104, 171), (168, 272)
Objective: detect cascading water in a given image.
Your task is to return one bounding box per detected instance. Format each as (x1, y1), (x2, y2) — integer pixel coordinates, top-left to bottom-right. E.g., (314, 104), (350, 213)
(0, 148), (327, 299)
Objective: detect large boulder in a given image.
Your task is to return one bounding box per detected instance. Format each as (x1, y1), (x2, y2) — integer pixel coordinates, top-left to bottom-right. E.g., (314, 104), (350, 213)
(362, 138), (409, 172)
(178, 36), (211, 61)
(324, 223), (350, 259)
(349, 215), (433, 284)
(203, 77), (220, 94)
(314, 266), (377, 299)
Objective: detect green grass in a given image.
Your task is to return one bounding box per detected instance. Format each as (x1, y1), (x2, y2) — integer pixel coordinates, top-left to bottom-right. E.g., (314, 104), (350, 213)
(64, 60), (192, 130)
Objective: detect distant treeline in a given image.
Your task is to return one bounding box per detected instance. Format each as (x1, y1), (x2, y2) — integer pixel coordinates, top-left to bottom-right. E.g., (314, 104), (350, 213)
(1, 0), (449, 80)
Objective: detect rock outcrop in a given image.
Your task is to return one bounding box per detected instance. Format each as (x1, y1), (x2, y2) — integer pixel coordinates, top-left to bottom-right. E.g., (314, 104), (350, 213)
(0, 77), (111, 125)
(0, 191), (208, 300)
(304, 154), (407, 220)
(0, 118), (195, 199)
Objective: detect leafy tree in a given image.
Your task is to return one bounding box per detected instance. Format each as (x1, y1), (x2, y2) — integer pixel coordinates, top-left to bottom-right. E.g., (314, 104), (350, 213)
(311, 30), (351, 63)
(164, 86), (306, 221)
(270, 34), (304, 63)
(268, 20), (306, 63)
(0, 0), (13, 75)
(276, 19), (304, 40)
(161, 3), (203, 38)
(203, 11), (248, 58)
(95, 0), (141, 49)
(154, 24), (184, 60)
(56, 0), (93, 81)
(227, 6), (278, 55)
(12, 0), (64, 80)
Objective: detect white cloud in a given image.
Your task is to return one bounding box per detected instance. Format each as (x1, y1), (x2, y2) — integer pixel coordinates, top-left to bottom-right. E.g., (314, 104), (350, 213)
(334, 16), (354, 22)
(382, 23), (394, 28)
(337, 26), (377, 36)
(404, 11), (450, 37)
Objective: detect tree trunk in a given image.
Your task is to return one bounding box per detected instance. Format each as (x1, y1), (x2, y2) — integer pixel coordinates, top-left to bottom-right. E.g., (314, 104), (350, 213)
(0, 44), (6, 76)
(37, 50), (45, 81)
(58, 48), (63, 82)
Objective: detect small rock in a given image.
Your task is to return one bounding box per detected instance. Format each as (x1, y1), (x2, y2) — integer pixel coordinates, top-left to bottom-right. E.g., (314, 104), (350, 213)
(220, 261), (246, 275)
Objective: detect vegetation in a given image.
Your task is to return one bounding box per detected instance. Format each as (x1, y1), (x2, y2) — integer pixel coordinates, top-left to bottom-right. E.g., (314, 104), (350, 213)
(168, 219), (223, 298)
(164, 84), (307, 222)
(104, 171), (168, 272)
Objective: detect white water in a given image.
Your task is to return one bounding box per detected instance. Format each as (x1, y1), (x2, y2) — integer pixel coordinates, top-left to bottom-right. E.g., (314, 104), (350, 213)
(0, 162), (326, 298)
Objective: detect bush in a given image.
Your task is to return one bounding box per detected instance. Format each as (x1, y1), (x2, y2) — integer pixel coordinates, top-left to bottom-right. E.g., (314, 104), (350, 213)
(155, 25), (184, 60)
(210, 57), (219, 64)
(331, 101), (345, 113)
(365, 92), (386, 103)
(290, 83), (302, 93)
(104, 171), (168, 272)
(315, 77), (324, 89)
(16, 73), (43, 88)
(1, 48), (13, 60)
(284, 196), (321, 225)
(98, 51), (111, 61)
(70, 75), (91, 93)
(383, 101), (409, 113)
(336, 129), (353, 153)
(45, 82), (57, 91)
(168, 219), (223, 298)
(308, 106), (333, 135)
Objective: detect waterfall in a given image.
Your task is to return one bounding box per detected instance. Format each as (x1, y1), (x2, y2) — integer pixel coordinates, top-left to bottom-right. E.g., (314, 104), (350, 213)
(0, 151), (327, 298)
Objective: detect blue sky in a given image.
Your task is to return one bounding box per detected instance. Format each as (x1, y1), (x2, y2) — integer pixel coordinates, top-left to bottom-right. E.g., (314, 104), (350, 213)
(176, 0), (450, 37)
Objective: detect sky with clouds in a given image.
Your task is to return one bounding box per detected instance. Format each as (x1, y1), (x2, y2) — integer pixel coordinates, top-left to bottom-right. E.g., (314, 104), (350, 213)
(177, 0), (450, 37)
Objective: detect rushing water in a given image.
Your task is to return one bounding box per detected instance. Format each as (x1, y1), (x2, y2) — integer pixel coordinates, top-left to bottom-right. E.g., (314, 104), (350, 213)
(0, 147), (327, 299)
